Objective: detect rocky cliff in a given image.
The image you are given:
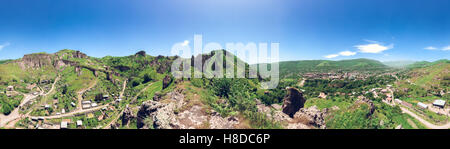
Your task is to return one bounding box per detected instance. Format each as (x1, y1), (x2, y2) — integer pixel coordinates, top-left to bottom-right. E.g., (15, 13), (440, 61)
(135, 89), (240, 129)
(17, 50), (88, 70)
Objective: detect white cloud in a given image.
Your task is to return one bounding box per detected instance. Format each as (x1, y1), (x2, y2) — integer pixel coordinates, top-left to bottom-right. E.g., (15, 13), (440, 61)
(324, 54), (339, 59)
(424, 46), (437, 50)
(181, 40), (189, 46)
(355, 43), (393, 53)
(442, 46), (450, 51)
(339, 51), (357, 56)
(363, 39), (380, 44)
(0, 42), (10, 51)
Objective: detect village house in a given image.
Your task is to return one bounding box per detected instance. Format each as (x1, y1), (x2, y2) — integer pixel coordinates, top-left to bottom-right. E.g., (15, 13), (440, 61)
(76, 120), (83, 127)
(6, 86), (14, 91)
(60, 121), (68, 129)
(82, 100), (91, 104)
(82, 104), (91, 109)
(417, 102), (428, 109)
(433, 99), (446, 109)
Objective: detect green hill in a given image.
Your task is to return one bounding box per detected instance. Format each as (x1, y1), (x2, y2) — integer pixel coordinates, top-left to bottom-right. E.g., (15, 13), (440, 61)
(270, 58), (389, 78)
(406, 59), (449, 69)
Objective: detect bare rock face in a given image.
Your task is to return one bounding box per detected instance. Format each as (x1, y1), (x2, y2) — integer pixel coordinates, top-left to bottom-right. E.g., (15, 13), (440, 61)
(209, 111), (239, 129)
(137, 88), (240, 129)
(18, 50), (88, 70)
(73, 51), (87, 59)
(19, 53), (54, 69)
(255, 99), (291, 123)
(162, 75), (173, 89)
(282, 87), (307, 117)
(287, 122), (310, 129)
(122, 106), (136, 126)
(136, 100), (177, 129)
(293, 106), (326, 129)
(75, 66), (82, 76)
(153, 92), (162, 101)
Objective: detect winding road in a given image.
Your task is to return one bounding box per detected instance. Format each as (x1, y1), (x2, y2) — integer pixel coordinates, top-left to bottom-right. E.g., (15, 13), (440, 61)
(400, 107), (450, 129)
(0, 76), (60, 127)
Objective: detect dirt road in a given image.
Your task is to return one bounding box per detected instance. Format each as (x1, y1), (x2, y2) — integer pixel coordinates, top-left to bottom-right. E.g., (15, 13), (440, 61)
(29, 104), (108, 120)
(0, 94), (38, 127)
(400, 107), (450, 129)
(0, 76), (61, 127)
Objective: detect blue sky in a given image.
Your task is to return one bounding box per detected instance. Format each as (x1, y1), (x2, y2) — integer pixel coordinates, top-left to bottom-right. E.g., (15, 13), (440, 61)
(0, 0), (449, 62)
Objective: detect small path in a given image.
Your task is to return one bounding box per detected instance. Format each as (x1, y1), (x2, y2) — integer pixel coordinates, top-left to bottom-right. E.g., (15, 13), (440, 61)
(43, 76), (60, 96)
(76, 80), (98, 111)
(131, 82), (154, 103)
(119, 80), (127, 99)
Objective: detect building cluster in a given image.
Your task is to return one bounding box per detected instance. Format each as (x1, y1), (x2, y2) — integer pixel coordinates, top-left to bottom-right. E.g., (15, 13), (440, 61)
(302, 72), (374, 80)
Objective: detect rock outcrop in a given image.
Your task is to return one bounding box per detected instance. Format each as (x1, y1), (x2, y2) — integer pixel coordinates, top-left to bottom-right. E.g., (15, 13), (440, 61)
(293, 106), (326, 129)
(153, 92), (162, 101)
(136, 100), (177, 129)
(73, 51), (87, 59)
(122, 106), (136, 126)
(19, 53), (54, 69)
(135, 51), (146, 57)
(18, 50), (88, 70)
(162, 75), (173, 89)
(137, 89), (239, 129)
(282, 87), (307, 117)
(208, 111), (239, 129)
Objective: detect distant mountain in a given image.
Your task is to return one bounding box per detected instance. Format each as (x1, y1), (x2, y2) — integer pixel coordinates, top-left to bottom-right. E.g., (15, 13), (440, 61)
(396, 59), (449, 92)
(270, 58), (389, 78)
(382, 60), (416, 68)
(406, 59), (449, 69)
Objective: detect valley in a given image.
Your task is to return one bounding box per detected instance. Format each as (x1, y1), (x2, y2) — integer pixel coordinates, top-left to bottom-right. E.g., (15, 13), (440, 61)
(0, 49), (448, 129)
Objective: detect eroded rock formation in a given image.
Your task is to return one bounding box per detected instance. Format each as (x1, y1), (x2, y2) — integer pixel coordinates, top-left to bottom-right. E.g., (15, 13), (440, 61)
(282, 87), (307, 117)
(162, 75), (173, 89)
(122, 106), (136, 126)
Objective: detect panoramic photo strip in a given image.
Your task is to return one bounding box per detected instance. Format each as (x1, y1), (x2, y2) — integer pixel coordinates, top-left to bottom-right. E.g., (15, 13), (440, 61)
(0, 0), (449, 146)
